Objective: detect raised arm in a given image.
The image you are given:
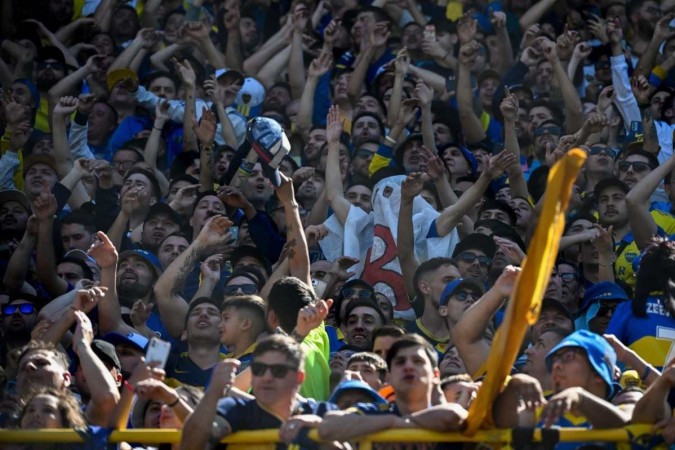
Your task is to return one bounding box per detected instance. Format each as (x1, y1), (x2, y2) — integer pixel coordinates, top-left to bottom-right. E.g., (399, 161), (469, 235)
(518, 0), (557, 31)
(636, 15), (675, 77)
(490, 11), (514, 74)
(2, 216), (37, 291)
(243, 22), (292, 75)
(276, 172), (311, 287)
(324, 105), (352, 224)
(181, 22), (226, 69)
(398, 173), (425, 298)
(456, 40), (487, 144)
(435, 151), (516, 236)
(33, 187), (68, 296)
(499, 88), (529, 199)
(177, 59), (198, 152)
(51, 96), (80, 177)
(203, 76), (240, 148)
(222, 0), (243, 71)
(193, 107), (217, 192)
(452, 266), (518, 376)
(631, 364), (674, 424)
(288, 4), (309, 99)
(296, 51), (333, 138)
(347, 22), (390, 103)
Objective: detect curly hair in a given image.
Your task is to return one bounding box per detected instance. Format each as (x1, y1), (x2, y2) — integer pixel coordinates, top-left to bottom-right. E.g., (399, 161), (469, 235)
(633, 238), (675, 318)
(20, 388), (87, 429)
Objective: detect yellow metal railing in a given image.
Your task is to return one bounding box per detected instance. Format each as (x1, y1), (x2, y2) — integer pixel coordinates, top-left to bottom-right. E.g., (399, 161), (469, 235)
(0, 425), (661, 448)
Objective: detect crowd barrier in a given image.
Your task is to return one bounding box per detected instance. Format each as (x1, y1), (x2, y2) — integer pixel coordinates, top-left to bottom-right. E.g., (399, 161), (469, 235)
(0, 424), (661, 448)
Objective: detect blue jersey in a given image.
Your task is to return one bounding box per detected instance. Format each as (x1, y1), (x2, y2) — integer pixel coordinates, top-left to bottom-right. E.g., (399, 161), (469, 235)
(403, 319), (448, 359)
(534, 407), (615, 450)
(164, 350), (226, 389)
(606, 295), (675, 370)
(215, 397), (337, 450)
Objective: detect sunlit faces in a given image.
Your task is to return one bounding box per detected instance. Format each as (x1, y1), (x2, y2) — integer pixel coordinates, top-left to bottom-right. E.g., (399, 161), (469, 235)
(441, 146), (471, 178)
(189, 195), (226, 237)
(597, 186), (628, 227)
(345, 306), (383, 350)
(303, 128), (327, 163)
(20, 394), (64, 429)
(532, 308), (573, 340)
(388, 345), (439, 395)
(522, 330), (564, 377)
(351, 115), (383, 147)
(17, 350), (71, 395)
(142, 214), (181, 250)
(186, 302), (221, 340)
(157, 234), (188, 270)
(617, 154), (652, 189)
(549, 347), (603, 394)
(250, 350), (303, 406)
(419, 263), (461, 306)
(439, 346), (466, 376)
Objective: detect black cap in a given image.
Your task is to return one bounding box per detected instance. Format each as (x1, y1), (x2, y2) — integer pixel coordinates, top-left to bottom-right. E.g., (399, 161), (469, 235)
(72, 339), (122, 371)
(144, 202), (183, 227)
(593, 177), (629, 201)
(541, 298), (574, 324)
(37, 46), (65, 65)
(452, 233), (497, 259)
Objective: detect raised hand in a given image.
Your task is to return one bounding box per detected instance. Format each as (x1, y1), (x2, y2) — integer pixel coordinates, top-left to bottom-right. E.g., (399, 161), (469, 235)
(540, 388), (583, 428)
(308, 51), (333, 78)
(275, 172), (296, 205)
(181, 21), (210, 42)
(590, 223), (613, 254)
(520, 47), (541, 66)
(326, 104), (342, 145)
(193, 107), (217, 144)
(401, 172), (428, 200)
(77, 93), (96, 115)
(72, 286), (108, 313)
(654, 14), (675, 42)
(137, 28), (163, 49)
(494, 237), (525, 265)
(500, 86), (519, 122)
(587, 15), (609, 44)
(597, 86), (616, 113)
(607, 18), (623, 45)
(8, 121), (32, 151)
(415, 80), (433, 107)
(1, 93), (31, 126)
(53, 96), (80, 117)
(397, 98), (420, 126)
(295, 298), (333, 337)
(323, 18), (341, 47)
(175, 59), (196, 88)
(394, 47), (411, 76)
(631, 73), (652, 105)
(490, 10), (507, 30)
(484, 150), (516, 179)
(217, 186), (252, 210)
(457, 13), (477, 44)
(88, 231), (118, 269)
(200, 254), (223, 284)
(520, 24), (541, 51)
(304, 224), (329, 246)
(155, 100), (170, 124)
(72, 310), (95, 352)
(223, 4), (240, 32)
(292, 2), (309, 34)
(571, 42), (592, 62)
(31, 185), (57, 222)
(130, 299), (154, 327)
(370, 21), (390, 48)
(208, 359), (240, 395)
(196, 215), (233, 247)
(458, 40), (481, 66)
(84, 54), (107, 75)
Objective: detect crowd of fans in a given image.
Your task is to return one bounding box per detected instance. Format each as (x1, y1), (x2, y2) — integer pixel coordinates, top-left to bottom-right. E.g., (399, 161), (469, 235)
(5, 0), (675, 448)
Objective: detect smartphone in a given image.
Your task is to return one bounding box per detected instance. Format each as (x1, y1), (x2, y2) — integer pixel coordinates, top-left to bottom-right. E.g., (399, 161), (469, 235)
(145, 337), (171, 369)
(312, 278), (328, 298)
(228, 226), (239, 246)
(424, 24), (436, 41)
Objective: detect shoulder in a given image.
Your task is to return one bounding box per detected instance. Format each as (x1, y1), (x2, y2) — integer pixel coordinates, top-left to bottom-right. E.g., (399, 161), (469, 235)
(216, 396), (251, 417)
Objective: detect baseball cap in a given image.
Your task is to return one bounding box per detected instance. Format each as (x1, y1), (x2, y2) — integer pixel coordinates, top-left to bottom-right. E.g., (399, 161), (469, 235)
(64, 249), (101, 280)
(23, 154), (58, 176)
(440, 143), (478, 175)
(246, 117), (290, 186)
(102, 331), (149, 353)
(580, 282), (630, 312)
(545, 329), (617, 398)
(215, 67), (244, 83)
(143, 203), (183, 227)
(593, 177), (629, 201)
(0, 189), (30, 212)
(106, 68), (138, 92)
(439, 278), (485, 306)
(37, 46), (65, 65)
(329, 380), (387, 405)
(71, 339), (121, 372)
(541, 297), (574, 323)
(118, 249), (162, 278)
(452, 233), (497, 259)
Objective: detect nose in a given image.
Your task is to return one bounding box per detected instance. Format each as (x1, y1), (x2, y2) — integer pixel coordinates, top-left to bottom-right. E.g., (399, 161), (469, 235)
(25, 361), (37, 373)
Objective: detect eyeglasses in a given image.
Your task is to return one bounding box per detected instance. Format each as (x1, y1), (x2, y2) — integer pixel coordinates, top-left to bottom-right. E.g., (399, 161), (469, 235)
(38, 61), (64, 71)
(113, 160), (136, 170)
(342, 288), (372, 300)
(251, 362), (298, 378)
(551, 347), (584, 365)
(559, 272), (578, 283)
(452, 290), (481, 302)
(597, 302), (619, 317)
(534, 126), (561, 136)
(457, 252), (492, 267)
(2, 304), (36, 316)
(588, 146), (616, 158)
(222, 284), (258, 296)
(618, 161), (651, 172)
(355, 148), (374, 160)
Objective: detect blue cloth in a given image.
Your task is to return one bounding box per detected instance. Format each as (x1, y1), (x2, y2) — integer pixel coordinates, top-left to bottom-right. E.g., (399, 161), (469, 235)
(108, 115), (153, 156)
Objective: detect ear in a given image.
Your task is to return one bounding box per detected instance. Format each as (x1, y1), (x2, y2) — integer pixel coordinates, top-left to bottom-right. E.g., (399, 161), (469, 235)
(296, 370), (306, 384)
(63, 371), (72, 389)
(180, 330), (188, 341)
(438, 306), (448, 318)
(240, 317), (252, 332)
(433, 367), (441, 380)
(418, 280), (431, 296)
(115, 371), (123, 387)
(267, 311), (278, 330)
(150, 196), (158, 206)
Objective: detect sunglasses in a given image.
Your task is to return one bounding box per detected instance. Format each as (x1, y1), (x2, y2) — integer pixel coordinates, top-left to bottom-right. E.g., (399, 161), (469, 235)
(2, 304), (36, 316)
(251, 362), (298, 378)
(222, 284), (258, 296)
(355, 148), (374, 159)
(342, 288), (372, 300)
(618, 161), (650, 172)
(551, 347), (584, 365)
(452, 290), (481, 302)
(534, 126), (561, 136)
(457, 252), (492, 267)
(597, 303), (619, 317)
(38, 61), (64, 71)
(588, 146), (616, 158)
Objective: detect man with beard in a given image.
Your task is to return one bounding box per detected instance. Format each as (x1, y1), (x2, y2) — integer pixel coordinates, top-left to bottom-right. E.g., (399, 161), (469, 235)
(138, 203), (183, 254)
(350, 140), (378, 185)
(350, 112), (385, 149)
(1, 295), (39, 367)
(0, 190), (30, 260)
(164, 297), (225, 389)
(263, 83), (293, 111)
(116, 249), (172, 341)
(33, 46), (67, 132)
(342, 299), (386, 351)
(532, 119), (562, 168)
(302, 127), (328, 167)
(296, 172), (325, 211)
(627, 0), (662, 57)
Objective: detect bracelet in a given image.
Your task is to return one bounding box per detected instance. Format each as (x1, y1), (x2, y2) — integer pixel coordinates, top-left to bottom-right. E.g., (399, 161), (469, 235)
(123, 380), (134, 393)
(641, 364), (653, 381)
(384, 135), (396, 145)
(167, 396), (180, 407)
(598, 262), (614, 267)
(153, 126), (163, 131)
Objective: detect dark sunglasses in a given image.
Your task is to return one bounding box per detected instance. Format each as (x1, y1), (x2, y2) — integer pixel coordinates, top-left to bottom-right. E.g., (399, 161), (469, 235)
(222, 283), (258, 296)
(534, 126), (561, 136)
(251, 362), (298, 378)
(38, 61), (64, 71)
(588, 146), (616, 158)
(618, 161), (651, 172)
(457, 252), (492, 267)
(452, 290), (481, 302)
(597, 303), (619, 317)
(342, 288), (372, 300)
(2, 304), (36, 315)
(355, 148), (374, 159)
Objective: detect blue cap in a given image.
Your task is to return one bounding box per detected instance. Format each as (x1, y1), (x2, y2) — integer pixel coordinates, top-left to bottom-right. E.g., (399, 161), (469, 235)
(459, 146), (478, 175)
(102, 331), (149, 352)
(118, 249), (162, 278)
(439, 278), (485, 306)
(545, 330), (617, 398)
(580, 282), (630, 312)
(14, 79), (40, 109)
(246, 117), (290, 187)
(329, 380), (387, 405)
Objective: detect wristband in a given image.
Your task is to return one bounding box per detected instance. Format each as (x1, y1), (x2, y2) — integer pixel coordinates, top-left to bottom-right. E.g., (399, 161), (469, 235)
(384, 135), (396, 145)
(167, 396), (180, 407)
(124, 380), (134, 393)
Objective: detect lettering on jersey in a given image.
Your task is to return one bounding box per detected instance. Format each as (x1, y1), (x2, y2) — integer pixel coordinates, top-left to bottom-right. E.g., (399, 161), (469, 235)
(624, 252), (638, 263)
(647, 302), (673, 317)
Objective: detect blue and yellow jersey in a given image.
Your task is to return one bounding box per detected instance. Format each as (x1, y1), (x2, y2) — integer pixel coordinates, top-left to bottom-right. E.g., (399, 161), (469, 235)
(164, 350), (227, 389)
(224, 342), (256, 373)
(404, 319), (449, 358)
(605, 295), (675, 370)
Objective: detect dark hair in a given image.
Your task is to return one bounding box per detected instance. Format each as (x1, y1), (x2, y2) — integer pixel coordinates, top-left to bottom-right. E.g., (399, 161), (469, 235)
(413, 258), (455, 301)
(385, 334), (438, 369)
(344, 298), (387, 325)
(58, 257), (93, 280)
(225, 266), (266, 291)
(61, 210), (96, 234)
(358, 91), (387, 116)
(633, 238), (675, 317)
(19, 341), (70, 372)
(123, 167), (161, 200)
(221, 295), (268, 336)
(359, 5), (391, 24)
(347, 352), (388, 380)
(142, 71), (179, 91)
(351, 112), (385, 138)
(185, 297), (222, 326)
(170, 151), (200, 180)
(372, 324), (406, 341)
(478, 199), (518, 226)
(254, 334), (305, 369)
(528, 99), (564, 126)
(268, 277), (317, 333)
(334, 280), (377, 327)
